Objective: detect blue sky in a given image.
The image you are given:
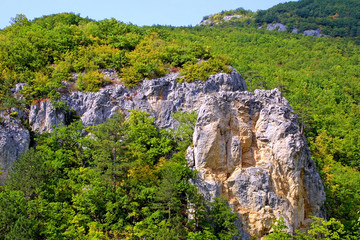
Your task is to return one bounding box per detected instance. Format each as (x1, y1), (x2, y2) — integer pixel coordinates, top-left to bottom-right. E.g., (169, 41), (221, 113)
(1, 0), (295, 29)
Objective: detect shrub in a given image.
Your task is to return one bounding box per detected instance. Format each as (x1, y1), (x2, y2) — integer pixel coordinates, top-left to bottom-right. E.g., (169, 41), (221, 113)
(76, 70), (110, 92)
(180, 55), (232, 82)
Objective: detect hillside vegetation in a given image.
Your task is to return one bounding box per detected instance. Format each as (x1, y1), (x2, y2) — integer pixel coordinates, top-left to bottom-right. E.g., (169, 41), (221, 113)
(0, 1), (359, 238)
(256, 0), (360, 37)
(0, 13), (229, 106)
(200, 0), (360, 37)
(0, 111), (240, 239)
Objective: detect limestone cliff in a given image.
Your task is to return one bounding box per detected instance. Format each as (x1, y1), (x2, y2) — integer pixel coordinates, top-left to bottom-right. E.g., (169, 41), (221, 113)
(186, 89), (325, 239)
(1, 69), (325, 239)
(0, 115), (30, 174)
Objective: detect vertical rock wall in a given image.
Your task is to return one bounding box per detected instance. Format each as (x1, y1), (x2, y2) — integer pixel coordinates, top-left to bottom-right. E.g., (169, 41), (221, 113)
(187, 89), (325, 239)
(0, 116), (30, 179)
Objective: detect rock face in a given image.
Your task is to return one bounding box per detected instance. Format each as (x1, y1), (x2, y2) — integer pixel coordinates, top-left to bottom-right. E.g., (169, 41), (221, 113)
(265, 23), (325, 37)
(303, 28), (323, 37)
(0, 116), (30, 174)
(266, 23), (287, 32)
(197, 18), (325, 38)
(29, 100), (67, 133)
(3, 69), (325, 238)
(30, 70), (246, 131)
(187, 89), (326, 239)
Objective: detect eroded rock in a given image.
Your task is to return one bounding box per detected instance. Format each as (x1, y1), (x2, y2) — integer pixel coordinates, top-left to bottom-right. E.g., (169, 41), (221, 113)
(188, 89), (326, 239)
(0, 116), (30, 176)
(30, 70), (246, 129)
(266, 23), (287, 32)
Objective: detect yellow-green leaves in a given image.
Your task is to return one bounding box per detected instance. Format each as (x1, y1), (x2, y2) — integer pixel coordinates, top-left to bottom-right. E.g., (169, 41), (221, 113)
(76, 71), (110, 92)
(180, 55), (232, 82)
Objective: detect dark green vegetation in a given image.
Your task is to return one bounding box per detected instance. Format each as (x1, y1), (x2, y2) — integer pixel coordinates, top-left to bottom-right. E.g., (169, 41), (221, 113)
(256, 0), (360, 37)
(202, 0), (360, 38)
(265, 217), (359, 239)
(0, 110), (239, 239)
(0, 0), (359, 237)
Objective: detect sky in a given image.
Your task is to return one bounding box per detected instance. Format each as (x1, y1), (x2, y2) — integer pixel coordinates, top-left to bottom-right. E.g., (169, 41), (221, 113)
(1, 0), (295, 29)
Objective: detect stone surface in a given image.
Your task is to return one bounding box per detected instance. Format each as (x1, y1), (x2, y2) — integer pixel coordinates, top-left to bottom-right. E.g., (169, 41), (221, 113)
(223, 15), (242, 21)
(46, 70), (246, 129)
(0, 115), (30, 173)
(198, 14), (242, 26)
(263, 23), (325, 37)
(266, 23), (287, 32)
(29, 100), (67, 133)
(303, 28), (323, 37)
(187, 89), (326, 239)
(11, 83), (27, 101)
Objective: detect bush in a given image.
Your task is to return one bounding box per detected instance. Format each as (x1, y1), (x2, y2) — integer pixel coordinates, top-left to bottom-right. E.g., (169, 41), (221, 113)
(180, 55), (232, 82)
(76, 71), (110, 92)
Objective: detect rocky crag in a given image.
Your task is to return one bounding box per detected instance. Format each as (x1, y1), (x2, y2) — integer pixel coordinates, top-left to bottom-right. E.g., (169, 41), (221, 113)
(198, 16), (326, 37)
(186, 89), (325, 238)
(0, 69), (325, 239)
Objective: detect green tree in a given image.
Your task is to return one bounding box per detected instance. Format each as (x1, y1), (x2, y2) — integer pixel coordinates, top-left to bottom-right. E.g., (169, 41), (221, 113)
(265, 217), (291, 240)
(84, 113), (128, 189)
(169, 110), (197, 151)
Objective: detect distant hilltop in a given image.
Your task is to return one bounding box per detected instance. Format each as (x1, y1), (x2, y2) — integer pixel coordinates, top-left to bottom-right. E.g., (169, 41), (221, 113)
(198, 0), (360, 38)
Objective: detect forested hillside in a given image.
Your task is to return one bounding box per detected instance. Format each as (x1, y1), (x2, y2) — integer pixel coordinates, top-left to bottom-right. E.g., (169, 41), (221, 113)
(256, 0), (360, 37)
(0, 2), (359, 238)
(200, 0), (360, 37)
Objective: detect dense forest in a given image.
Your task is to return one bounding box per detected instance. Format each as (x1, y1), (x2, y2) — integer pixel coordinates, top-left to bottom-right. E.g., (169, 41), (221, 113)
(256, 0), (360, 37)
(0, 0), (359, 238)
(201, 0), (360, 37)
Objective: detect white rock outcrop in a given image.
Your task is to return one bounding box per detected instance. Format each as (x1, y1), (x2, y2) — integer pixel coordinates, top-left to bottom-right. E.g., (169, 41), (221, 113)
(4, 69), (325, 238)
(0, 116), (30, 174)
(186, 89), (325, 239)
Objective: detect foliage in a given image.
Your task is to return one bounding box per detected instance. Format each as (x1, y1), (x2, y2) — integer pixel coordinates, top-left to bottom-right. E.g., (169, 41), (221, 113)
(201, 0), (360, 37)
(201, 8), (255, 26)
(310, 136), (360, 231)
(121, 32), (223, 86)
(0, 111), (238, 239)
(169, 110), (198, 151)
(180, 55), (232, 82)
(265, 217), (291, 240)
(266, 217), (356, 240)
(76, 70), (110, 92)
(0, 13), (229, 102)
